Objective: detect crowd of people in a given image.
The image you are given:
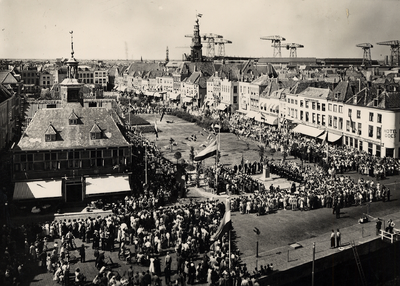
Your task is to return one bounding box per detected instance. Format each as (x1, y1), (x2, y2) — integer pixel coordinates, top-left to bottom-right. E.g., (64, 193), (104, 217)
(1, 193), (272, 285)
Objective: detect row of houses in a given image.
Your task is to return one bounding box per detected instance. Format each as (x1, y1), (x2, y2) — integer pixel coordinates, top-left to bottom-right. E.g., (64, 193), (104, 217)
(112, 59), (400, 158)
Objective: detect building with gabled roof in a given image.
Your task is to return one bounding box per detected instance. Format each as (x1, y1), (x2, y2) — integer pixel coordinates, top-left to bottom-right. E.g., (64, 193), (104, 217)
(12, 34), (132, 202)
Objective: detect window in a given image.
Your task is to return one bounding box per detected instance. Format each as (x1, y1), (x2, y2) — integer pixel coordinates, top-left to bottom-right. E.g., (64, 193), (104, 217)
(322, 104), (326, 111)
(338, 106), (343, 113)
(368, 125), (373, 137)
(345, 136), (348, 145)
(322, 115), (326, 126)
(328, 115), (332, 127)
(346, 120), (350, 132)
(305, 101), (309, 108)
(312, 102), (316, 110)
(328, 104), (332, 111)
(91, 132), (101, 140)
(333, 105), (337, 112)
(377, 127), (381, 140)
(333, 116), (337, 128)
(312, 113), (316, 124)
(317, 114), (321, 125)
(350, 137), (353, 147)
(357, 110), (361, 119)
(376, 145), (381, 157)
(358, 123), (362, 135)
(359, 141), (363, 151)
(377, 114), (382, 123)
(354, 139), (358, 148)
(305, 112), (309, 122)
(369, 112), (374, 121)
(317, 102), (320, 110)
(300, 100), (304, 107)
(45, 134), (56, 142)
(348, 109), (352, 118)
(368, 143), (373, 155)
(300, 111), (304, 120)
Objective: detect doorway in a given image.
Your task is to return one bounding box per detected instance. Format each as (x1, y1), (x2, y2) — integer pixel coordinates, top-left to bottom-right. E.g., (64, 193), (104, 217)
(66, 183), (83, 202)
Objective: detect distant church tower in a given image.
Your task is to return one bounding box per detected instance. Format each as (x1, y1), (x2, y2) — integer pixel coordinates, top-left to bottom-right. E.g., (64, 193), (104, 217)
(60, 31), (83, 106)
(190, 15), (203, 62)
(166, 46), (169, 63)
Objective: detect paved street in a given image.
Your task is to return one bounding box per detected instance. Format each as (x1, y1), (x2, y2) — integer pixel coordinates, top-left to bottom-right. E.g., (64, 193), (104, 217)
(17, 114), (400, 285)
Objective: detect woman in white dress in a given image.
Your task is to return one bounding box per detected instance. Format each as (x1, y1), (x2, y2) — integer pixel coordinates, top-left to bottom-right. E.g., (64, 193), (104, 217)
(149, 256), (155, 274)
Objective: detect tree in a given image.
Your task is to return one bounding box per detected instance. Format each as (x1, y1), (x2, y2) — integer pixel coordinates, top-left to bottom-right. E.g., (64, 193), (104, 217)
(169, 138), (174, 152)
(258, 145), (265, 163)
(174, 152), (182, 166)
(189, 146), (195, 163)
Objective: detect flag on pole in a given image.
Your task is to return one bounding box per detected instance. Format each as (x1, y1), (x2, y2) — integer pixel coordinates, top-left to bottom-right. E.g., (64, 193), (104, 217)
(349, 115), (355, 132)
(211, 198), (232, 241)
(194, 139), (217, 161)
(154, 121), (158, 138)
(322, 131), (328, 146)
(160, 109), (165, 122)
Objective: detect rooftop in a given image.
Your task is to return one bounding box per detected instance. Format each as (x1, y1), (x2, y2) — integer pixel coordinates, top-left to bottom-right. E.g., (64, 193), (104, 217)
(15, 105), (130, 151)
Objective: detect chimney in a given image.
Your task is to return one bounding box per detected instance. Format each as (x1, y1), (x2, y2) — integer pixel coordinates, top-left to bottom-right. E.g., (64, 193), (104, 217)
(353, 93), (357, 105)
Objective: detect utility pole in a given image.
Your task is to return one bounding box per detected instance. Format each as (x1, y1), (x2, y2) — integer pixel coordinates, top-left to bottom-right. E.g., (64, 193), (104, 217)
(312, 242), (315, 286)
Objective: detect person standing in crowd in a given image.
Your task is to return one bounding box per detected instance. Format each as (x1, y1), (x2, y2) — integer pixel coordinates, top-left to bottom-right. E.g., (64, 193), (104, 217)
(79, 244), (85, 263)
(330, 230), (336, 248)
(376, 219), (382, 236)
(336, 229), (341, 248)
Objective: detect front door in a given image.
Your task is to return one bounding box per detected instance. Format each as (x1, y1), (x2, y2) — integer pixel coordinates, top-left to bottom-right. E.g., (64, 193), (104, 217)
(65, 183), (83, 202)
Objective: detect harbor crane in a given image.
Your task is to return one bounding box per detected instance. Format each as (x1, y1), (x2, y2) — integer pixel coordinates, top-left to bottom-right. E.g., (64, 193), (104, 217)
(283, 43), (304, 58)
(377, 40), (400, 66)
(185, 33), (222, 58)
(356, 43), (373, 66)
(214, 38), (232, 57)
(260, 35), (286, 57)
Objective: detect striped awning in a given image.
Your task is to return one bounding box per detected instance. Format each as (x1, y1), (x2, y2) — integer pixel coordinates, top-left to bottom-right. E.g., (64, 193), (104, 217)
(292, 124), (324, 138)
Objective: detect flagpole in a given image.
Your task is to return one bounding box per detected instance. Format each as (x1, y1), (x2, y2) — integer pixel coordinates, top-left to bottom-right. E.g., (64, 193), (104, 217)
(215, 125), (220, 194)
(229, 228), (231, 270)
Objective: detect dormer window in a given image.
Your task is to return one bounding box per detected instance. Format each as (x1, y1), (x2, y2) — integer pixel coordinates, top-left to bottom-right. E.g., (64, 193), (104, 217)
(45, 123), (57, 142)
(90, 123), (102, 140)
(69, 110), (78, 125)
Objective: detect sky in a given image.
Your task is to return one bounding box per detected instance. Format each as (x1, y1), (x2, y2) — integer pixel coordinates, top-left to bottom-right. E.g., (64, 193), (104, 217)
(1, 0), (399, 61)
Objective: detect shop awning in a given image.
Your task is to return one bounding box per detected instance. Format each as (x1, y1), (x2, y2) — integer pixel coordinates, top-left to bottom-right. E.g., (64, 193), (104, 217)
(318, 132), (343, 142)
(261, 114), (278, 125)
(86, 175), (131, 195)
(216, 103), (227, 111)
(292, 124), (324, 137)
(183, 97), (193, 103)
(246, 111), (262, 121)
(154, 92), (162, 98)
(13, 180), (62, 200)
(117, 85), (127, 92)
(169, 93), (180, 100)
(144, 91), (154, 96)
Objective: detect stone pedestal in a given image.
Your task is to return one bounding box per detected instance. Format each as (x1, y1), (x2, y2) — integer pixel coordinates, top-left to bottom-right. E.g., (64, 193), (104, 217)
(263, 166), (270, 179)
